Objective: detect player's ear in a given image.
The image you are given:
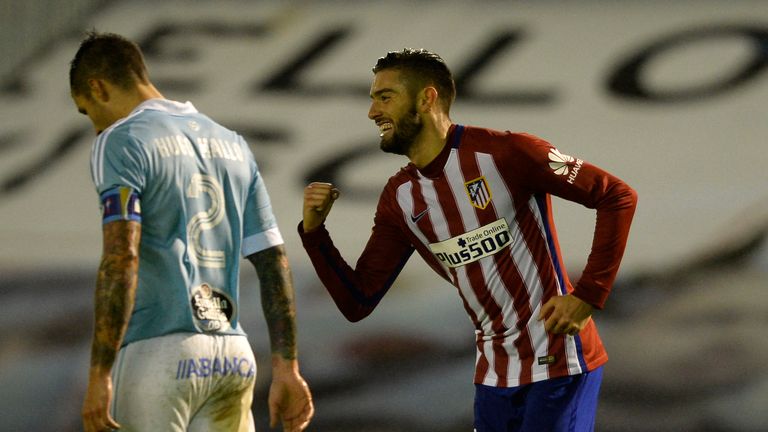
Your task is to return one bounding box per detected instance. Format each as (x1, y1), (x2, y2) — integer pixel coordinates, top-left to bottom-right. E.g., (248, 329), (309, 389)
(419, 86), (439, 113)
(88, 78), (111, 103)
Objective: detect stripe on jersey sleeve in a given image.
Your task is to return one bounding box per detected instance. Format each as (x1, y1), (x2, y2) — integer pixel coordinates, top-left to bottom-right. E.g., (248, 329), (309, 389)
(533, 194), (567, 295)
(91, 129), (109, 187)
(242, 227), (284, 256)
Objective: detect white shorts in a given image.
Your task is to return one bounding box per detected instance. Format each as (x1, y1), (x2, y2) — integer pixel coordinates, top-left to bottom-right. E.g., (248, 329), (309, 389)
(111, 333), (257, 432)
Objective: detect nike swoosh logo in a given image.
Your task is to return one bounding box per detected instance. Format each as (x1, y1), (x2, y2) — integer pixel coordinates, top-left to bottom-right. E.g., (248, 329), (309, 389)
(410, 208), (429, 224)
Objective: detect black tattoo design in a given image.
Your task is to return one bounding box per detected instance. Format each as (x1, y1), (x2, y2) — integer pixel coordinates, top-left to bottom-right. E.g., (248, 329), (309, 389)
(248, 245), (298, 360)
(89, 221), (141, 370)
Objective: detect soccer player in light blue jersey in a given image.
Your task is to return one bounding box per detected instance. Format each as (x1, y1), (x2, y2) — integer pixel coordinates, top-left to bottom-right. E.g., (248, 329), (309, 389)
(70, 32), (313, 432)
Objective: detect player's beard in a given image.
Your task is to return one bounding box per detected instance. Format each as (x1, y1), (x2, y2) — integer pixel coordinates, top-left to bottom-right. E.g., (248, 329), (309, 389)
(379, 104), (423, 156)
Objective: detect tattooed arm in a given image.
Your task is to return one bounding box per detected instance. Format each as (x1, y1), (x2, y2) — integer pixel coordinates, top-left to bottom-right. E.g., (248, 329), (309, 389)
(249, 245), (298, 359)
(248, 245), (314, 432)
(82, 220), (140, 432)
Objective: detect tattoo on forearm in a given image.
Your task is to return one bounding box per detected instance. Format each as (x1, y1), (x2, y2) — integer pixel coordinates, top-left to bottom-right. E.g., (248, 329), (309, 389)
(90, 221), (141, 370)
(249, 245), (298, 360)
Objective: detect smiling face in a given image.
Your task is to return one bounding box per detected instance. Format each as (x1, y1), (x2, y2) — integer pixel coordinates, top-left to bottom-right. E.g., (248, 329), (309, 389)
(368, 69), (424, 156)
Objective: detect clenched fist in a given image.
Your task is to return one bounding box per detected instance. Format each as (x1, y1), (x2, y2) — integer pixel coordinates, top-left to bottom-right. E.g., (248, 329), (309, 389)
(302, 182), (340, 233)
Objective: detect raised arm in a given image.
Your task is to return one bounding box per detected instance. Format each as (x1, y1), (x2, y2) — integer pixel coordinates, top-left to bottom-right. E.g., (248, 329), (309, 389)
(82, 220), (141, 432)
(247, 245), (314, 432)
(299, 182), (415, 322)
(302, 182), (340, 233)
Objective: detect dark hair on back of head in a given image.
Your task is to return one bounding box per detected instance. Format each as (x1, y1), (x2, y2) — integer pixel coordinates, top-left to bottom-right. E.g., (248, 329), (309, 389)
(372, 48), (456, 112)
(69, 31), (149, 96)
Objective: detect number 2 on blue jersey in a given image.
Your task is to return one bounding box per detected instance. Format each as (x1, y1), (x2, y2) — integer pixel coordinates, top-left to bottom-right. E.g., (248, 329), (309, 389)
(186, 174), (226, 268)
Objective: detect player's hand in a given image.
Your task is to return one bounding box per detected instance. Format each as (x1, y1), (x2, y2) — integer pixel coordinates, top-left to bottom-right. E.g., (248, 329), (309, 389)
(538, 294), (593, 336)
(302, 182), (340, 233)
(268, 358), (314, 432)
(82, 369), (121, 432)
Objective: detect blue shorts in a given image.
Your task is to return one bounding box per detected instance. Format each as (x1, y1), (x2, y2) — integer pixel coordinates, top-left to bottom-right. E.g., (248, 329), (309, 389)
(474, 367), (604, 432)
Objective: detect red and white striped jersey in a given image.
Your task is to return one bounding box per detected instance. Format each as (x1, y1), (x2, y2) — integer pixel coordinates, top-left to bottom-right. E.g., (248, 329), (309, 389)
(300, 124), (637, 387)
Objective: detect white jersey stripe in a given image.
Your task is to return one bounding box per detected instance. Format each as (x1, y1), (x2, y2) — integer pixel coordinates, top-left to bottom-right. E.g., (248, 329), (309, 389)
(417, 175), (449, 240)
(477, 153), (555, 381)
(479, 336), (498, 385)
(528, 196), (566, 295)
(92, 130), (107, 186)
(90, 109), (145, 188)
(446, 151), (516, 337)
(414, 169), (494, 336)
(565, 336), (584, 375)
(396, 182), (430, 248)
(474, 153), (540, 383)
(527, 193), (584, 375)
(425, 171), (484, 312)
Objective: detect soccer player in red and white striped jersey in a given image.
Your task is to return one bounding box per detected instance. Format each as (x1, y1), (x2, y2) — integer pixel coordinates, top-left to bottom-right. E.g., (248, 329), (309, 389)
(299, 49), (637, 432)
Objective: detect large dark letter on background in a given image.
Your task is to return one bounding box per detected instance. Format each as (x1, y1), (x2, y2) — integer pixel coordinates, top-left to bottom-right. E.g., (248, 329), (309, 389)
(1, 127), (89, 196)
(608, 25), (768, 102)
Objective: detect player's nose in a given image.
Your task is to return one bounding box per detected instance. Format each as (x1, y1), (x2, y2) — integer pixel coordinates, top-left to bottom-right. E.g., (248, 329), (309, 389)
(367, 102), (379, 120)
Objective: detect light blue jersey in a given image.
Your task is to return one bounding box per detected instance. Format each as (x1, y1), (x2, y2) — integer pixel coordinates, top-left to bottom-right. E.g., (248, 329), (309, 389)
(90, 99), (283, 346)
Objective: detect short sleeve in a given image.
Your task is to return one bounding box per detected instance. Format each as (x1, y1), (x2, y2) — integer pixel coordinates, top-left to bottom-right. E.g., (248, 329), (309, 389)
(90, 126), (148, 195)
(241, 157), (283, 256)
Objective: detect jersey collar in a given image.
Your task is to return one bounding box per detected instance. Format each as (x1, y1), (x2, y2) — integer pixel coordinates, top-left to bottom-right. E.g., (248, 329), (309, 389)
(416, 123), (464, 179)
(130, 98), (198, 116)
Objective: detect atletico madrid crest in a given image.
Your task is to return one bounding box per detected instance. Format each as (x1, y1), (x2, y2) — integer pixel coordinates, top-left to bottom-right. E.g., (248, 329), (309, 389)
(465, 176), (492, 210)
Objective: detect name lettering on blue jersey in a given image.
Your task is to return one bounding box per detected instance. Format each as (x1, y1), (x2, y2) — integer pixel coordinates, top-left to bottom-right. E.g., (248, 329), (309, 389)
(152, 135), (245, 162)
(100, 187), (141, 224)
(197, 137), (244, 162)
(154, 135), (195, 157)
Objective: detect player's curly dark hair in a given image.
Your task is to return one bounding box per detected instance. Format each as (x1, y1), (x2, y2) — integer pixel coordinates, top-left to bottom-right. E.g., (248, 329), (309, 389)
(373, 48), (456, 113)
(69, 31), (150, 97)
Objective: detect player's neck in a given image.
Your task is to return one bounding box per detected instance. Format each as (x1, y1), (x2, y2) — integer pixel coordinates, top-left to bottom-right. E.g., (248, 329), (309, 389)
(408, 117), (452, 169)
(135, 82), (164, 104)
(111, 83), (165, 119)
